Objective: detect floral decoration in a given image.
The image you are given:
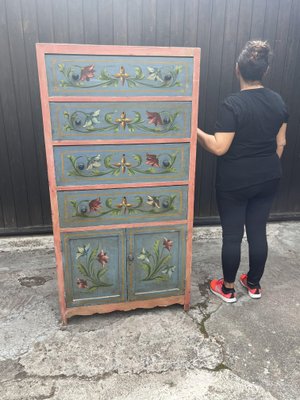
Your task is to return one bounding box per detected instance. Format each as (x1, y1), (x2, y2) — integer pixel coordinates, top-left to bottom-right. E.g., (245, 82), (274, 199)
(67, 151), (177, 177)
(58, 63), (183, 89)
(70, 194), (176, 218)
(63, 109), (180, 134)
(137, 238), (176, 282)
(76, 243), (112, 291)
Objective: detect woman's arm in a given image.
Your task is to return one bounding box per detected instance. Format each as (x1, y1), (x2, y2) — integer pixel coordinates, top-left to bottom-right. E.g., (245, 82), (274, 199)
(197, 128), (235, 156)
(276, 123), (287, 158)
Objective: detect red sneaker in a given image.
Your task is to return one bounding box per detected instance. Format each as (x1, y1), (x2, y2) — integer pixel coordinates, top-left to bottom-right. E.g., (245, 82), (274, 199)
(239, 274), (261, 299)
(210, 278), (237, 303)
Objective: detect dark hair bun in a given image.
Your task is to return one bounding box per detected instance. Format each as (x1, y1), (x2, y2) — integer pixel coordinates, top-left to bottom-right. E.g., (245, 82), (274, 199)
(237, 40), (271, 81)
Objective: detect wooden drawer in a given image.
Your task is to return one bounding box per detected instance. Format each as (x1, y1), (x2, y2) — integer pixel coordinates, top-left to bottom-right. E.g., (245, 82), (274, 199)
(61, 229), (126, 307)
(58, 185), (188, 228)
(45, 54), (193, 96)
(50, 101), (192, 141)
(54, 143), (190, 186)
(127, 225), (186, 301)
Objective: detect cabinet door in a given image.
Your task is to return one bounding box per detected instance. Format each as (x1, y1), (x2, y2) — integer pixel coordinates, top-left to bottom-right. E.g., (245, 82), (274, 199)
(45, 54), (193, 97)
(50, 101), (192, 141)
(54, 143), (190, 186)
(61, 229), (126, 307)
(126, 225), (186, 301)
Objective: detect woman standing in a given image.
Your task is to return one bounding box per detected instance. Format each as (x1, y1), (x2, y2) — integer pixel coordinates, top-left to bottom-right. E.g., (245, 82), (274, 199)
(197, 41), (288, 303)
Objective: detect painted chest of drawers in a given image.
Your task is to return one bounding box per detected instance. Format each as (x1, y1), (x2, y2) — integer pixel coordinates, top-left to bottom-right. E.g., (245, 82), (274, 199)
(36, 44), (200, 324)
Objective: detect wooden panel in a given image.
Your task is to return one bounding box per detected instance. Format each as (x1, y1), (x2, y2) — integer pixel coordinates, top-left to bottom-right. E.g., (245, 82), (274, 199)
(127, 0), (143, 46)
(142, 0), (156, 46)
(50, 101), (192, 140)
(61, 229), (126, 307)
(58, 185), (188, 227)
(21, 0), (52, 226)
(98, 0), (113, 44)
(127, 225), (186, 300)
(83, 0), (99, 44)
(54, 143), (190, 186)
(45, 54), (193, 97)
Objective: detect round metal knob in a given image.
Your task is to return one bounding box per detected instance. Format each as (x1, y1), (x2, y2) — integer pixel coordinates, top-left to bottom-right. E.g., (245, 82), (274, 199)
(127, 254), (134, 262)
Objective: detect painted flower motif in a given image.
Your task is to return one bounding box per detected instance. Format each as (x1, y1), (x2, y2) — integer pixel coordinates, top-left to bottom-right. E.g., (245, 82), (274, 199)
(137, 248), (151, 264)
(89, 197), (101, 212)
(114, 66), (130, 85)
(80, 65), (95, 81)
(97, 250), (109, 266)
(161, 265), (176, 277)
(116, 196), (132, 212)
(76, 244), (90, 259)
(163, 238), (173, 252)
(86, 154), (101, 170)
(146, 195), (160, 208)
(115, 112), (132, 130)
(77, 278), (88, 289)
(82, 110), (101, 128)
(146, 111), (163, 126)
(147, 67), (163, 82)
(146, 153), (159, 168)
(112, 154), (132, 173)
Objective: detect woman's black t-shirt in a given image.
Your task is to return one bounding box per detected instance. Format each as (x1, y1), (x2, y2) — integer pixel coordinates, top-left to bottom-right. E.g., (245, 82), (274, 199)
(214, 87), (288, 191)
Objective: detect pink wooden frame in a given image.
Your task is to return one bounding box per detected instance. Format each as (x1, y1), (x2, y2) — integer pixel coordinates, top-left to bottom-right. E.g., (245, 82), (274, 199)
(36, 43), (200, 324)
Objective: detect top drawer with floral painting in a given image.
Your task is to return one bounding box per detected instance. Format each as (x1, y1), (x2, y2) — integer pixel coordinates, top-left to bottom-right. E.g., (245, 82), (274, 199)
(45, 55), (193, 97)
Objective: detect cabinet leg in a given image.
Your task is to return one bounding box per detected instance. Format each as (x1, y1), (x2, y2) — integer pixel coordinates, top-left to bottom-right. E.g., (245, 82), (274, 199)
(61, 314), (68, 326)
(184, 302), (190, 311)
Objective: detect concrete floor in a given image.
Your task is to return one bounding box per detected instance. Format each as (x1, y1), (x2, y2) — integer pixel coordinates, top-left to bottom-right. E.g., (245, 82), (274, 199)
(0, 222), (299, 399)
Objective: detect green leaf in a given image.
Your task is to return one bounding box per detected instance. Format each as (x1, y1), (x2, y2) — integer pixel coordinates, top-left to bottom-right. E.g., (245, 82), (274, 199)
(104, 155), (113, 168)
(105, 198), (113, 208)
(153, 240), (160, 258)
(155, 275), (169, 281)
(77, 263), (88, 277)
(175, 65), (183, 74)
(112, 168), (120, 176)
(63, 111), (69, 118)
(135, 66), (144, 79)
(132, 154), (142, 166)
(97, 267), (108, 279)
(90, 247), (98, 261)
(140, 263), (151, 277)
(88, 286), (98, 292)
(104, 113), (113, 123)
(58, 64), (64, 72)
(157, 254), (172, 269)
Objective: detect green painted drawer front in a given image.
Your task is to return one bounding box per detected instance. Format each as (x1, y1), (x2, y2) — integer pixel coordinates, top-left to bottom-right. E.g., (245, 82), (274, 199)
(50, 102), (192, 141)
(61, 229), (126, 307)
(58, 186), (188, 228)
(127, 225), (186, 301)
(54, 143), (190, 186)
(46, 55), (193, 96)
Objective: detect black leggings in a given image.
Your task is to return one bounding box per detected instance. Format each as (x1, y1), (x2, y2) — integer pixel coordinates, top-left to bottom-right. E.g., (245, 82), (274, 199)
(216, 179), (280, 286)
